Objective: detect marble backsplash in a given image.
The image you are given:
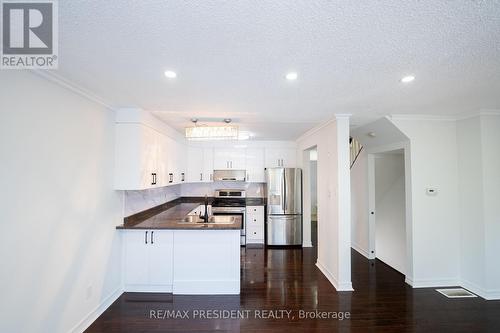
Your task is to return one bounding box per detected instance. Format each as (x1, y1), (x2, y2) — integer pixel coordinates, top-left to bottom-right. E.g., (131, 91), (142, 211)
(123, 182), (265, 217)
(180, 182), (265, 198)
(123, 185), (181, 217)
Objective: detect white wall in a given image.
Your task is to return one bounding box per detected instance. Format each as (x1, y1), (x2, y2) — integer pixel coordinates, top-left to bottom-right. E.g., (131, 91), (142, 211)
(350, 149), (369, 257)
(480, 115), (500, 296)
(457, 113), (500, 299)
(456, 116), (485, 292)
(296, 116), (352, 291)
(391, 117), (460, 287)
(0, 71), (123, 333)
(374, 153), (406, 274)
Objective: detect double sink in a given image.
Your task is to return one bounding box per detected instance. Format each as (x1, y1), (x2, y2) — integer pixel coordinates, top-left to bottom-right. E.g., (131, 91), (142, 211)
(180, 215), (236, 225)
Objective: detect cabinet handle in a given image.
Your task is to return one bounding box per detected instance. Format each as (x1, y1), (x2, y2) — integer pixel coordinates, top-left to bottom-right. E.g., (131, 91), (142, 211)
(181, 173), (185, 182)
(151, 173), (155, 185)
(210, 173), (213, 181)
(145, 231), (148, 244)
(169, 173), (173, 183)
(151, 231), (154, 244)
(200, 173), (203, 181)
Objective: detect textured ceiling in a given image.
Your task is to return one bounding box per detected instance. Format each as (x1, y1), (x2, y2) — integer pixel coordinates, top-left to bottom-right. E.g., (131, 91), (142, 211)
(57, 1), (500, 139)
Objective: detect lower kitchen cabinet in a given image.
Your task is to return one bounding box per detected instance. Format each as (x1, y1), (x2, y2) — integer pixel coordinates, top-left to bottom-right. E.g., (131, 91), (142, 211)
(123, 230), (174, 292)
(246, 206), (265, 244)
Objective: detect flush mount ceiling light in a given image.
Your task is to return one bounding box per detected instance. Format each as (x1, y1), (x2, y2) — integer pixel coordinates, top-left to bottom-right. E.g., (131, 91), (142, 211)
(164, 70), (177, 79)
(285, 72), (298, 81)
(185, 119), (239, 141)
(401, 75), (415, 83)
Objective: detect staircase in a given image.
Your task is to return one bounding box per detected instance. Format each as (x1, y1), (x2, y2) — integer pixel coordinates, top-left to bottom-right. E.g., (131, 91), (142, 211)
(350, 137), (363, 169)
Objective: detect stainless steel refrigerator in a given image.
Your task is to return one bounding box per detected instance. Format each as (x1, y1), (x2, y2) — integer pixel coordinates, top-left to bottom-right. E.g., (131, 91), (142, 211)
(266, 168), (302, 245)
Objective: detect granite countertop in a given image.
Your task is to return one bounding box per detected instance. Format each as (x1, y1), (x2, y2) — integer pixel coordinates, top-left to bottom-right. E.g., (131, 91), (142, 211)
(116, 200), (241, 230)
(117, 196), (265, 230)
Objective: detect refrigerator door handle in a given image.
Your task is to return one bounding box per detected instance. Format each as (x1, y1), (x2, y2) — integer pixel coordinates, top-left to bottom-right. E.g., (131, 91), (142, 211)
(282, 169), (286, 212)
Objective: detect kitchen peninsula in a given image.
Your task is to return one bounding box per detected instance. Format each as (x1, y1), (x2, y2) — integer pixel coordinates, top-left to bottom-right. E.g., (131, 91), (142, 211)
(117, 199), (241, 295)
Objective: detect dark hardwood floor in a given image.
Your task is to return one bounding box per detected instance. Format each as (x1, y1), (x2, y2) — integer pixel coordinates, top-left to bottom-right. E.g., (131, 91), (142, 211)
(86, 246), (500, 332)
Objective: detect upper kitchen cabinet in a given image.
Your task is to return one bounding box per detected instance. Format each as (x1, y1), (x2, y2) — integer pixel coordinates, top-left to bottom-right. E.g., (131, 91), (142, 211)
(115, 123), (163, 190)
(187, 147), (214, 183)
(202, 148), (214, 182)
(213, 148), (246, 170)
(245, 148), (265, 182)
(187, 146), (204, 182)
(264, 148), (297, 168)
(165, 138), (187, 185)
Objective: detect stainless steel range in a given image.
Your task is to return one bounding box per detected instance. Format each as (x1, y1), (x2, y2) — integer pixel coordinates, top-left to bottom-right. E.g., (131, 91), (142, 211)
(211, 189), (246, 245)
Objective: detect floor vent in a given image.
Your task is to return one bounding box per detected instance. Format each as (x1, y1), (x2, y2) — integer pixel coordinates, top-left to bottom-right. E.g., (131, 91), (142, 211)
(436, 288), (477, 298)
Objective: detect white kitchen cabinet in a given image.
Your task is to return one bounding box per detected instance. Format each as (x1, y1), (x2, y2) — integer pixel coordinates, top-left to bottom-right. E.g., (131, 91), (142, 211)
(187, 147), (204, 182)
(115, 123), (162, 190)
(187, 147), (213, 182)
(246, 206), (265, 244)
(264, 148), (297, 168)
(123, 230), (174, 292)
(245, 148), (265, 182)
(176, 142), (187, 184)
(213, 148), (246, 170)
(203, 148), (214, 182)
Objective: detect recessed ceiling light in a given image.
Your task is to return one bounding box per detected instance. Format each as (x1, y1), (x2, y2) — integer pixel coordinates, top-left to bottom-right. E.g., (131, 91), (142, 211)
(401, 75), (415, 83)
(285, 72), (298, 81)
(164, 70), (177, 79)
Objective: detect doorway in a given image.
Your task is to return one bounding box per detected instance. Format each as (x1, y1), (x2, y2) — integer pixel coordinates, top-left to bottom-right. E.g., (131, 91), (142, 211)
(371, 149), (406, 274)
(301, 145), (318, 250)
(309, 148), (318, 247)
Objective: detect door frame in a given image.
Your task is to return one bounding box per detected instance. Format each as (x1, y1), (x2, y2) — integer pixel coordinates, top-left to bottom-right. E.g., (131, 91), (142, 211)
(367, 141), (414, 284)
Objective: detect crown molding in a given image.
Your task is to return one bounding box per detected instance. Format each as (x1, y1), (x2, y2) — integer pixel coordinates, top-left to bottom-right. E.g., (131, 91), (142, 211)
(30, 69), (114, 110)
(388, 114), (456, 122)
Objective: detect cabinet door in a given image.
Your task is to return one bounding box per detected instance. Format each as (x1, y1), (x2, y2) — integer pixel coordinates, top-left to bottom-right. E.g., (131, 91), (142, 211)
(245, 148), (265, 182)
(187, 146), (204, 182)
(156, 134), (169, 187)
(124, 231), (149, 285)
(202, 148), (214, 182)
(148, 231), (174, 286)
(176, 142), (187, 183)
(213, 149), (230, 170)
(265, 148), (297, 168)
(229, 149), (246, 170)
(165, 136), (177, 185)
(115, 123), (160, 190)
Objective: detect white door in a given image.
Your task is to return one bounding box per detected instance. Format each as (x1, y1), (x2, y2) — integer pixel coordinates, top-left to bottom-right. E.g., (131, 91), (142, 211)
(245, 148), (265, 182)
(148, 231), (174, 286)
(187, 146), (204, 182)
(124, 231), (149, 285)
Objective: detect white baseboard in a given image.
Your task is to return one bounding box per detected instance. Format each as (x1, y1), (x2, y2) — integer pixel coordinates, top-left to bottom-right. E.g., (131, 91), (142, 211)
(316, 260), (354, 291)
(173, 280), (240, 295)
(351, 243), (370, 259)
(71, 287), (123, 333)
(302, 241), (313, 248)
(409, 278), (460, 288)
(124, 284), (173, 293)
(460, 279), (500, 300)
